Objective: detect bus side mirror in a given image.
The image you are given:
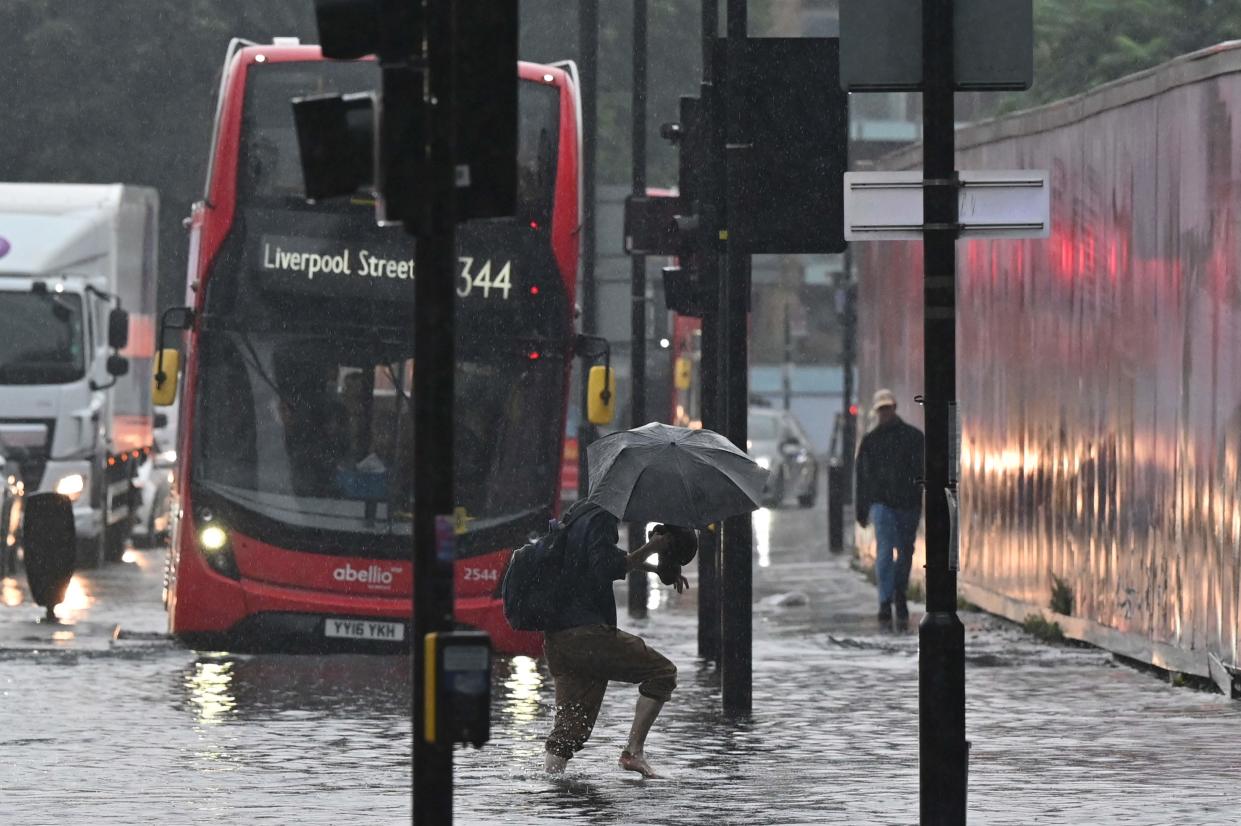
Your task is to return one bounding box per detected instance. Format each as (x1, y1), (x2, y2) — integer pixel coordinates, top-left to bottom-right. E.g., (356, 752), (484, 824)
(587, 365), (616, 426)
(152, 348), (181, 407)
(108, 308), (130, 351)
(106, 355), (129, 377)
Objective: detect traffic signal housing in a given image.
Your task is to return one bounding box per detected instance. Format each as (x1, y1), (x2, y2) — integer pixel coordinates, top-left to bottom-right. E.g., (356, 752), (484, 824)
(293, 0), (518, 225)
(623, 95), (714, 318)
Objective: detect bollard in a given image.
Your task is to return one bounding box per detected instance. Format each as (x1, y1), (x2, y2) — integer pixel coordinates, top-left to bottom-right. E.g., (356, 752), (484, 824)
(21, 492), (76, 622)
(827, 459), (844, 553)
(964, 739), (971, 812)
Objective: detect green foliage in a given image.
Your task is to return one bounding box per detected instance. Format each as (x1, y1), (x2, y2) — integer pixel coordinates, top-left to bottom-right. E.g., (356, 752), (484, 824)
(994, 0), (1241, 112)
(0, 1), (316, 309)
(1022, 613), (1066, 643)
(1049, 573), (1074, 616)
(521, 0), (704, 187)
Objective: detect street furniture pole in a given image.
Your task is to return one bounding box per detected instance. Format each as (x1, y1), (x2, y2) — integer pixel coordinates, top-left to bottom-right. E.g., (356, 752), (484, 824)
(919, 0), (968, 822)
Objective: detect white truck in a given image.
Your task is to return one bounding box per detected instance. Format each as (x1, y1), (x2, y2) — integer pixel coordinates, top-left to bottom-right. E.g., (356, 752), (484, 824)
(0, 184), (159, 566)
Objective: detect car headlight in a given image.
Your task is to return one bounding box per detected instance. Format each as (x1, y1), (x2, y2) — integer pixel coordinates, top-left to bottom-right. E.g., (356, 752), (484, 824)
(55, 473), (86, 502)
(755, 456), (771, 470)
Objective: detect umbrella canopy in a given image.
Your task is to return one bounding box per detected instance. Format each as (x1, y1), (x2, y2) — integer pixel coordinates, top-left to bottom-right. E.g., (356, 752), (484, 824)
(586, 422), (769, 528)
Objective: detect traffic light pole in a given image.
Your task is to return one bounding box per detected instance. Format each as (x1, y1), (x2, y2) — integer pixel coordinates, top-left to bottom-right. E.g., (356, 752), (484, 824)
(719, 0), (752, 715)
(412, 3), (456, 822)
(840, 247), (856, 507)
(577, 0), (598, 500)
(627, 0), (650, 618)
(696, 0), (721, 663)
(919, 0), (968, 822)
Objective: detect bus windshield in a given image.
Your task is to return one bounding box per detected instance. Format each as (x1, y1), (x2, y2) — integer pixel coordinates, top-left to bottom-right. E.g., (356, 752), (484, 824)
(194, 324), (564, 538)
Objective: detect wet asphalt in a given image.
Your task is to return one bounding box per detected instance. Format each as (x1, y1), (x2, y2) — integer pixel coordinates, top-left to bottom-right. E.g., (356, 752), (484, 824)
(1, 496), (1239, 825)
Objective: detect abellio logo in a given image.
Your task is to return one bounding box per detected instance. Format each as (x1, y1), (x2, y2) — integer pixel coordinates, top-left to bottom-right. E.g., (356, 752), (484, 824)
(333, 563), (396, 587)
(0, 237), (10, 259)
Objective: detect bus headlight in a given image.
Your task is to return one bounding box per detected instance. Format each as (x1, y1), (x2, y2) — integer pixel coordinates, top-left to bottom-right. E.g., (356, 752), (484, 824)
(754, 456), (771, 470)
(55, 473), (86, 502)
(198, 524), (240, 579)
(200, 525), (227, 550)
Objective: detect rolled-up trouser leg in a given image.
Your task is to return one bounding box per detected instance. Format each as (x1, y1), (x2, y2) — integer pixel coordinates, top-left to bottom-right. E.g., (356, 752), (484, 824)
(543, 624), (678, 758)
(608, 628), (677, 701)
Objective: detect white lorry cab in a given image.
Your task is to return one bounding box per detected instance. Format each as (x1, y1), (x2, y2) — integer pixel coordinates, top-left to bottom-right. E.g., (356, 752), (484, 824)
(0, 184), (158, 566)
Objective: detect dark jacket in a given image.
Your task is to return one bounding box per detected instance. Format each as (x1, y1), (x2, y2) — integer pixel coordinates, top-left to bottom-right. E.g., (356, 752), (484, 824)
(543, 501), (628, 631)
(856, 416), (924, 522)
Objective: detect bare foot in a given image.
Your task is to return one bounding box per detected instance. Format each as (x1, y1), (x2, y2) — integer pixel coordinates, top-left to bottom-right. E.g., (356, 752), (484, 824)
(619, 749), (657, 778)
(544, 752), (568, 774)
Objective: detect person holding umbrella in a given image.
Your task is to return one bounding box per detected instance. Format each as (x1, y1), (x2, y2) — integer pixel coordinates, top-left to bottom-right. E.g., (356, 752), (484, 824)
(542, 504), (696, 779)
(543, 423), (768, 779)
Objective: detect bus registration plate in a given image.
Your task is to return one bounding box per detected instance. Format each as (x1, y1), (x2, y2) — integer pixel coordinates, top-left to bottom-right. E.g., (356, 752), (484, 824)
(324, 618), (406, 642)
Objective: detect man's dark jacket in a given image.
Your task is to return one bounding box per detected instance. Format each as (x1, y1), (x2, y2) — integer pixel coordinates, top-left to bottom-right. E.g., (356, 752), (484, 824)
(542, 501), (628, 632)
(855, 416), (924, 523)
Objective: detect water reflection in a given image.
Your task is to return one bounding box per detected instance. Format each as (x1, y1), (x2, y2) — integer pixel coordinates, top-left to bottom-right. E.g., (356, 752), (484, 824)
(57, 575), (93, 619)
(1, 576), (23, 606)
(499, 654), (543, 725)
(753, 507), (772, 567)
(177, 654), (412, 724)
(185, 658), (237, 723)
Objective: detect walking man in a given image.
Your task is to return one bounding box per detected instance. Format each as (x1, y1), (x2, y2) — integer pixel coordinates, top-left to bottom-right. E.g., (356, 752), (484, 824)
(542, 500), (690, 779)
(855, 388), (924, 631)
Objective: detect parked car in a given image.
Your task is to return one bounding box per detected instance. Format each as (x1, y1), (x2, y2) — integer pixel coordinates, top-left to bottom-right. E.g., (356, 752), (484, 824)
(132, 406), (177, 549)
(748, 407), (818, 508)
(0, 453), (24, 576)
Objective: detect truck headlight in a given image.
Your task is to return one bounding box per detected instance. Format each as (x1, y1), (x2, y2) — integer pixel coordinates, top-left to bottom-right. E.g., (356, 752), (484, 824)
(55, 473), (86, 502)
(755, 456), (771, 470)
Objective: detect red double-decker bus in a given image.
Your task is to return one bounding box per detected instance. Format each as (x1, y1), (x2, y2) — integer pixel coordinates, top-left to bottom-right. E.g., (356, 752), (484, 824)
(158, 41), (581, 654)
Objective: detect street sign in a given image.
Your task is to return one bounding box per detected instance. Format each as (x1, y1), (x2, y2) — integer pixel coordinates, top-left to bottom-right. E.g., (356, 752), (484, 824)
(843, 170), (1049, 241)
(722, 37), (848, 254)
(839, 0), (1032, 92)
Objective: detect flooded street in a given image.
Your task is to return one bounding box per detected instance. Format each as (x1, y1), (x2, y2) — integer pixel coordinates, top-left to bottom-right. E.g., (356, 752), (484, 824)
(2, 501), (1238, 825)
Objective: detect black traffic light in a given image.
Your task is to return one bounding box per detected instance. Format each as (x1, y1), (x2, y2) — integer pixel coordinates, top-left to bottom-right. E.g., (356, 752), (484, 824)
(622, 94), (714, 317)
(294, 0), (518, 225)
(293, 0), (422, 220)
(291, 91), (376, 201)
(312, 0), (420, 61)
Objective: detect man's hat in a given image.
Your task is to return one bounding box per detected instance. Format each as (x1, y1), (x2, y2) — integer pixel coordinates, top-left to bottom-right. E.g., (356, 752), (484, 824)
(872, 388), (897, 412)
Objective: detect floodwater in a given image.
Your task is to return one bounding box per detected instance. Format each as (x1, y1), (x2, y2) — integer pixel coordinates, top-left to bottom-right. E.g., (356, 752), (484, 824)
(1, 504), (1239, 825)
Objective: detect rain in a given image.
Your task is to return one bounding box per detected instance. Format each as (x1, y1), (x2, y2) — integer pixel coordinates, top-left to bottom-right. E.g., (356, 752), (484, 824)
(0, 2), (1239, 825)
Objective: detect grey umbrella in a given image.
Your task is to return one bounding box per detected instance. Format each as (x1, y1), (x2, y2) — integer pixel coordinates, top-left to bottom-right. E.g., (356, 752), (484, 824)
(585, 422), (769, 528)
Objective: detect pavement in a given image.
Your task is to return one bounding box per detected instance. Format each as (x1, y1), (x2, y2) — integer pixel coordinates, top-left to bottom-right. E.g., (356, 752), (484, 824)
(1, 502), (1240, 825)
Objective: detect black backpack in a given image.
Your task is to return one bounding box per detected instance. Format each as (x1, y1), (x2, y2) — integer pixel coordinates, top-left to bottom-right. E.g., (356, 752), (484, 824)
(501, 519), (571, 631)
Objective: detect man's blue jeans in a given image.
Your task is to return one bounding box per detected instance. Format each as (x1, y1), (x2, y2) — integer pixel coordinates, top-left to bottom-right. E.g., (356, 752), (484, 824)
(870, 503), (919, 607)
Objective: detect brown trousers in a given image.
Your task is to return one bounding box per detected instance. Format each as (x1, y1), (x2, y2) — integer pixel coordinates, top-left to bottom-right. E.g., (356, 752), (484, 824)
(543, 624), (678, 759)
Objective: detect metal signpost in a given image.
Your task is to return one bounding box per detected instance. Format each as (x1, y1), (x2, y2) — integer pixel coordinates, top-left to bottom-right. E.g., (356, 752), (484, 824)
(624, 0), (846, 712)
(578, 1), (599, 500)
(628, 0), (650, 619)
(840, 1), (1035, 823)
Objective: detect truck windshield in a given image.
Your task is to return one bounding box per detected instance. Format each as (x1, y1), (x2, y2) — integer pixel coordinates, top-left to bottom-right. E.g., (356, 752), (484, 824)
(0, 291), (84, 384)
